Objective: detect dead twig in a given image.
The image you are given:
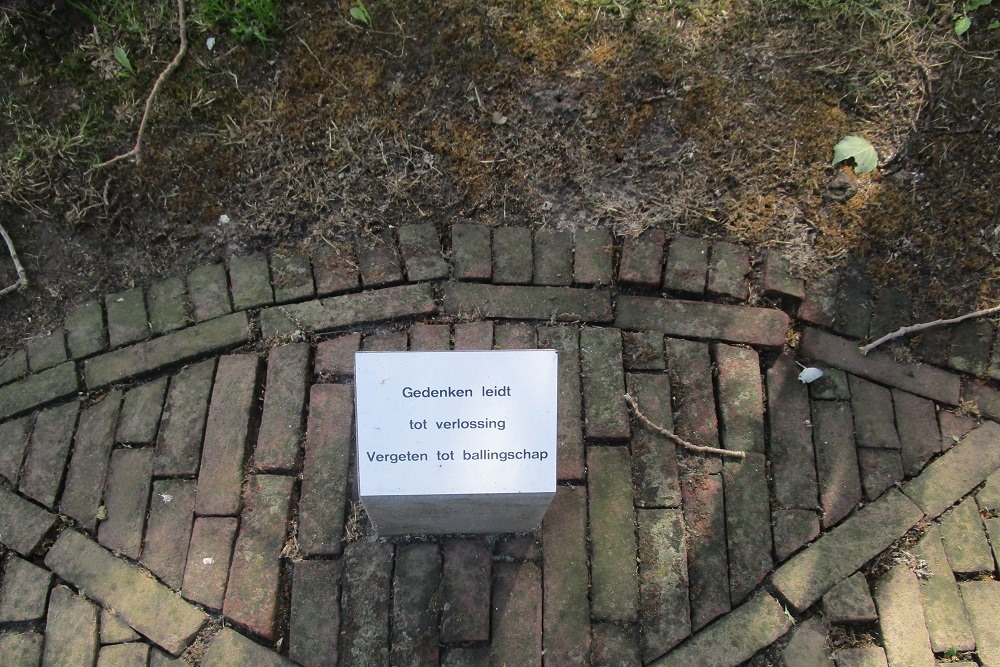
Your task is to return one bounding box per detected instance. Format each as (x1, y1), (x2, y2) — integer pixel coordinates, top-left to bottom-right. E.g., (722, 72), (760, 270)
(624, 393), (746, 460)
(91, 0), (188, 170)
(860, 304), (1000, 355)
(0, 221), (29, 297)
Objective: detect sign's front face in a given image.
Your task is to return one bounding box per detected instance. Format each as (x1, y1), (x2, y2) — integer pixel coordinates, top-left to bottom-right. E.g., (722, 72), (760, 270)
(355, 350), (558, 497)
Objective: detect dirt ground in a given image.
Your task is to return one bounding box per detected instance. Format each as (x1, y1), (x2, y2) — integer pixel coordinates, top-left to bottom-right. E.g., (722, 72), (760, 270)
(1, 0), (998, 355)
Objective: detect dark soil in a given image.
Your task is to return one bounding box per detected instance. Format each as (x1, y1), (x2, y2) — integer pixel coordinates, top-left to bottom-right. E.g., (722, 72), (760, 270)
(1, 0), (998, 354)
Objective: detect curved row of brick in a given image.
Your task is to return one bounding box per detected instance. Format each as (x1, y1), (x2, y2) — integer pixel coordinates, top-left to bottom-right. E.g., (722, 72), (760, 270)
(1, 222), (999, 666)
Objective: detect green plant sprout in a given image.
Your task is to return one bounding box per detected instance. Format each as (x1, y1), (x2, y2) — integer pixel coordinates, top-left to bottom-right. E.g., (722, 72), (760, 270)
(955, 0), (999, 34)
(350, 0), (371, 26)
(113, 45), (134, 74)
(832, 135), (878, 174)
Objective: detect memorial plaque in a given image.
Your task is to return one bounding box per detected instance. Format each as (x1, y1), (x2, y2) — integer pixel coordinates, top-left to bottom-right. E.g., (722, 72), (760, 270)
(355, 350), (558, 535)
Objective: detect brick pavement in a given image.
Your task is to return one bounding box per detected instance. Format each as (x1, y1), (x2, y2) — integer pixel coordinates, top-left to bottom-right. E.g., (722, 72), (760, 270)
(1, 224), (999, 665)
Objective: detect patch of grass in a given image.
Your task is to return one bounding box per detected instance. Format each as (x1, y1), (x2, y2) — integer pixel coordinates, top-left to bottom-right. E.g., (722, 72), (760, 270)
(194, 0), (280, 43)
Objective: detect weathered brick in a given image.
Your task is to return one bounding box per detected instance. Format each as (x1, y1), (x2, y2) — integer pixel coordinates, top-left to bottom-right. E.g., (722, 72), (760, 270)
(409, 323), (450, 350)
(616, 296), (789, 348)
(980, 469), (1000, 511)
(398, 222), (448, 282)
(940, 410), (978, 448)
(357, 229), (403, 288)
(42, 586), (99, 667)
(0, 554), (52, 622)
(833, 647), (889, 667)
(666, 338), (720, 474)
(195, 354), (259, 516)
(781, 616), (834, 667)
(18, 401), (78, 507)
(391, 543), (443, 666)
(916, 321), (952, 367)
(959, 581), (1000, 667)
(254, 343), (309, 472)
(101, 608), (139, 644)
(618, 229), (665, 289)
(0, 348), (28, 386)
(27, 329), (67, 371)
(770, 489), (924, 612)
(224, 474), (294, 640)
(116, 376), (167, 445)
(450, 223), (491, 281)
(201, 627), (294, 667)
(441, 646), (491, 666)
(581, 327), (629, 441)
(106, 288), (150, 348)
(490, 562), (542, 667)
(441, 539), (491, 643)
(948, 319), (993, 375)
(627, 373), (680, 508)
(869, 288), (912, 341)
(651, 593), (792, 667)
(84, 312), (250, 389)
(857, 448), (903, 501)
(766, 355), (819, 510)
(589, 446), (638, 621)
(531, 229), (573, 286)
(493, 226), (533, 284)
(902, 420), (1000, 518)
(681, 472), (729, 630)
(0, 485), (59, 556)
(494, 534), (541, 562)
(0, 360), (78, 421)
(965, 380), (1000, 421)
(271, 253), (315, 304)
(0, 632), (43, 667)
(312, 241), (360, 296)
(761, 250), (804, 301)
(314, 332), (360, 378)
(45, 529), (209, 656)
(154, 359), (215, 476)
(228, 253), (274, 311)
(991, 326), (1000, 381)
(834, 274), (874, 339)
(574, 228), (614, 286)
(823, 571), (877, 624)
(874, 563), (935, 667)
(492, 322), (535, 349)
(98, 447), (154, 558)
(187, 264), (233, 321)
(150, 647), (186, 666)
(939, 497), (993, 575)
(290, 560), (342, 667)
(706, 240), (749, 300)
(663, 235), (707, 296)
(849, 376), (900, 449)
(442, 282), (612, 323)
(893, 389), (940, 477)
(812, 400), (862, 528)
(260, 284), (437, 337)
(182, 516), (238, 610)
(638, 508), (690, 661)
(66, 301), (108, 359)
(809, 367), (850, 401)
(715, 344), (765, 453)
(363, 330), (408, 351)
(341, 542), (393, 666)
(98, 643), (149, 666)
(623, 330), (665, 370)
(724, 453), (772, 604)
(60, 391), (122, 531)
(453, 321), (493, 350)
(591, 623), (641, 667)
(803, 327), (962, 405)
(772, 508), (820, 562)
(912, 525), (975, 653)
(147, 277), (191, 336)
(542, 486), (590, 664)
(142, 479), (196, 590)
(297, 384), (352, 556)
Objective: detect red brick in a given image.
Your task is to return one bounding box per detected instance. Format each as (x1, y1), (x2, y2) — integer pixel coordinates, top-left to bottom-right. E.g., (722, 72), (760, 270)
(60, 391), (122, 531)
(627, 373), (680, 508)
(493, 227), (532, 284)
(98, 643), (150, 666)
(849, 376), (900, 450)
(762, 250), (804, 301)
(893, 389), (941, 477)
(398, 222), (448, 281)
(616, 295), (790, 347)
(623, 331), (665, 371)
(42, 586), (98, 666)
(681, 472), (730, 630)
(0, 414), (32, 484)
(573, 228), (614, 287)
(188, 264), (233, 321)
(196, 354), (259, 516)
(341, 542), (393, 666)
(663, 236), (707, 296)
(665, 338), (720, 474)
(18, 401), (78, 508)
(290, 560), (342, 667)
(314, 332), (360, 377)
(116, 377), (167, 445)
(766, 355), (819, 509)
(200, 627), (296, 666)
(357, 229), (403, 288)
(588, 446), (638, 621)
(271, 253), (315, 304)
(542, 486), (590, 664)
(154, 359), (215, 476)
(618, 229), (665, 289)
(98, 447), (154, 558)
(714, 344), (765, 453)
(724, 453), (773, 604)
(312, 242), (360, 296)
(453, 321), (493, 350)
(106, 287), (149, 348)
(298, 384), (353, 556)
(254, 343), (309, 472)
(450, 223), (492, 281)
(490, 562), (542, 667)
(26, 329), (67, 372)
(228, 253), (274, 311)
(812, 400), (863, 528)
(441, 539), (491, 643)
(0, 486), (59, 556)
(637, 508), (690, 660)
(538, 326), (584, 480)
(182, 516), (238, 610)
(834, 274), (874, 339)
(591, 623), (641, 666)
(0, 555), (51, 622)
(799, 273), (839, 328)
(66, 300), (108, 358)
(442, 282), (613, 323)
(142, 479), (196, 590)
(391, 543), (443, 665)
(0, 348), (27, 387)
(707, 240), (750, 300)
(493, 322), (535, 349)
(581, 327), (630, 441)
(363, 330), (407, 351)
(533, 229), (574, 286)
(224, 474), (294, 640)
(965, 380), (1000, 421)
(409, 323), (450, 350)
(772, 508), (820, 562)
(0, 360), (79, 421)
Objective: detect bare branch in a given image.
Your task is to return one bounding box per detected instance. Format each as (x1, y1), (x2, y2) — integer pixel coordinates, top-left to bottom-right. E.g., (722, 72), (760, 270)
(624, 393), (746, 460)
(91, 0), (189, 170)
(0, 221), (28, 297)
(859, 304), (1000, 355)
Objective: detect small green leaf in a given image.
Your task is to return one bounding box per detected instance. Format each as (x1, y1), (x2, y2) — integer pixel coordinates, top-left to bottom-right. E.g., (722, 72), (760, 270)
(832, 135), (878, 174)
(988, 20), (1000, 28)
(966, 0), (991, 12)
(350, 1), (370, 25)
(955, 16), (972, 34)
(96, 505), (108, 521)
(113, 46), (134, 73)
